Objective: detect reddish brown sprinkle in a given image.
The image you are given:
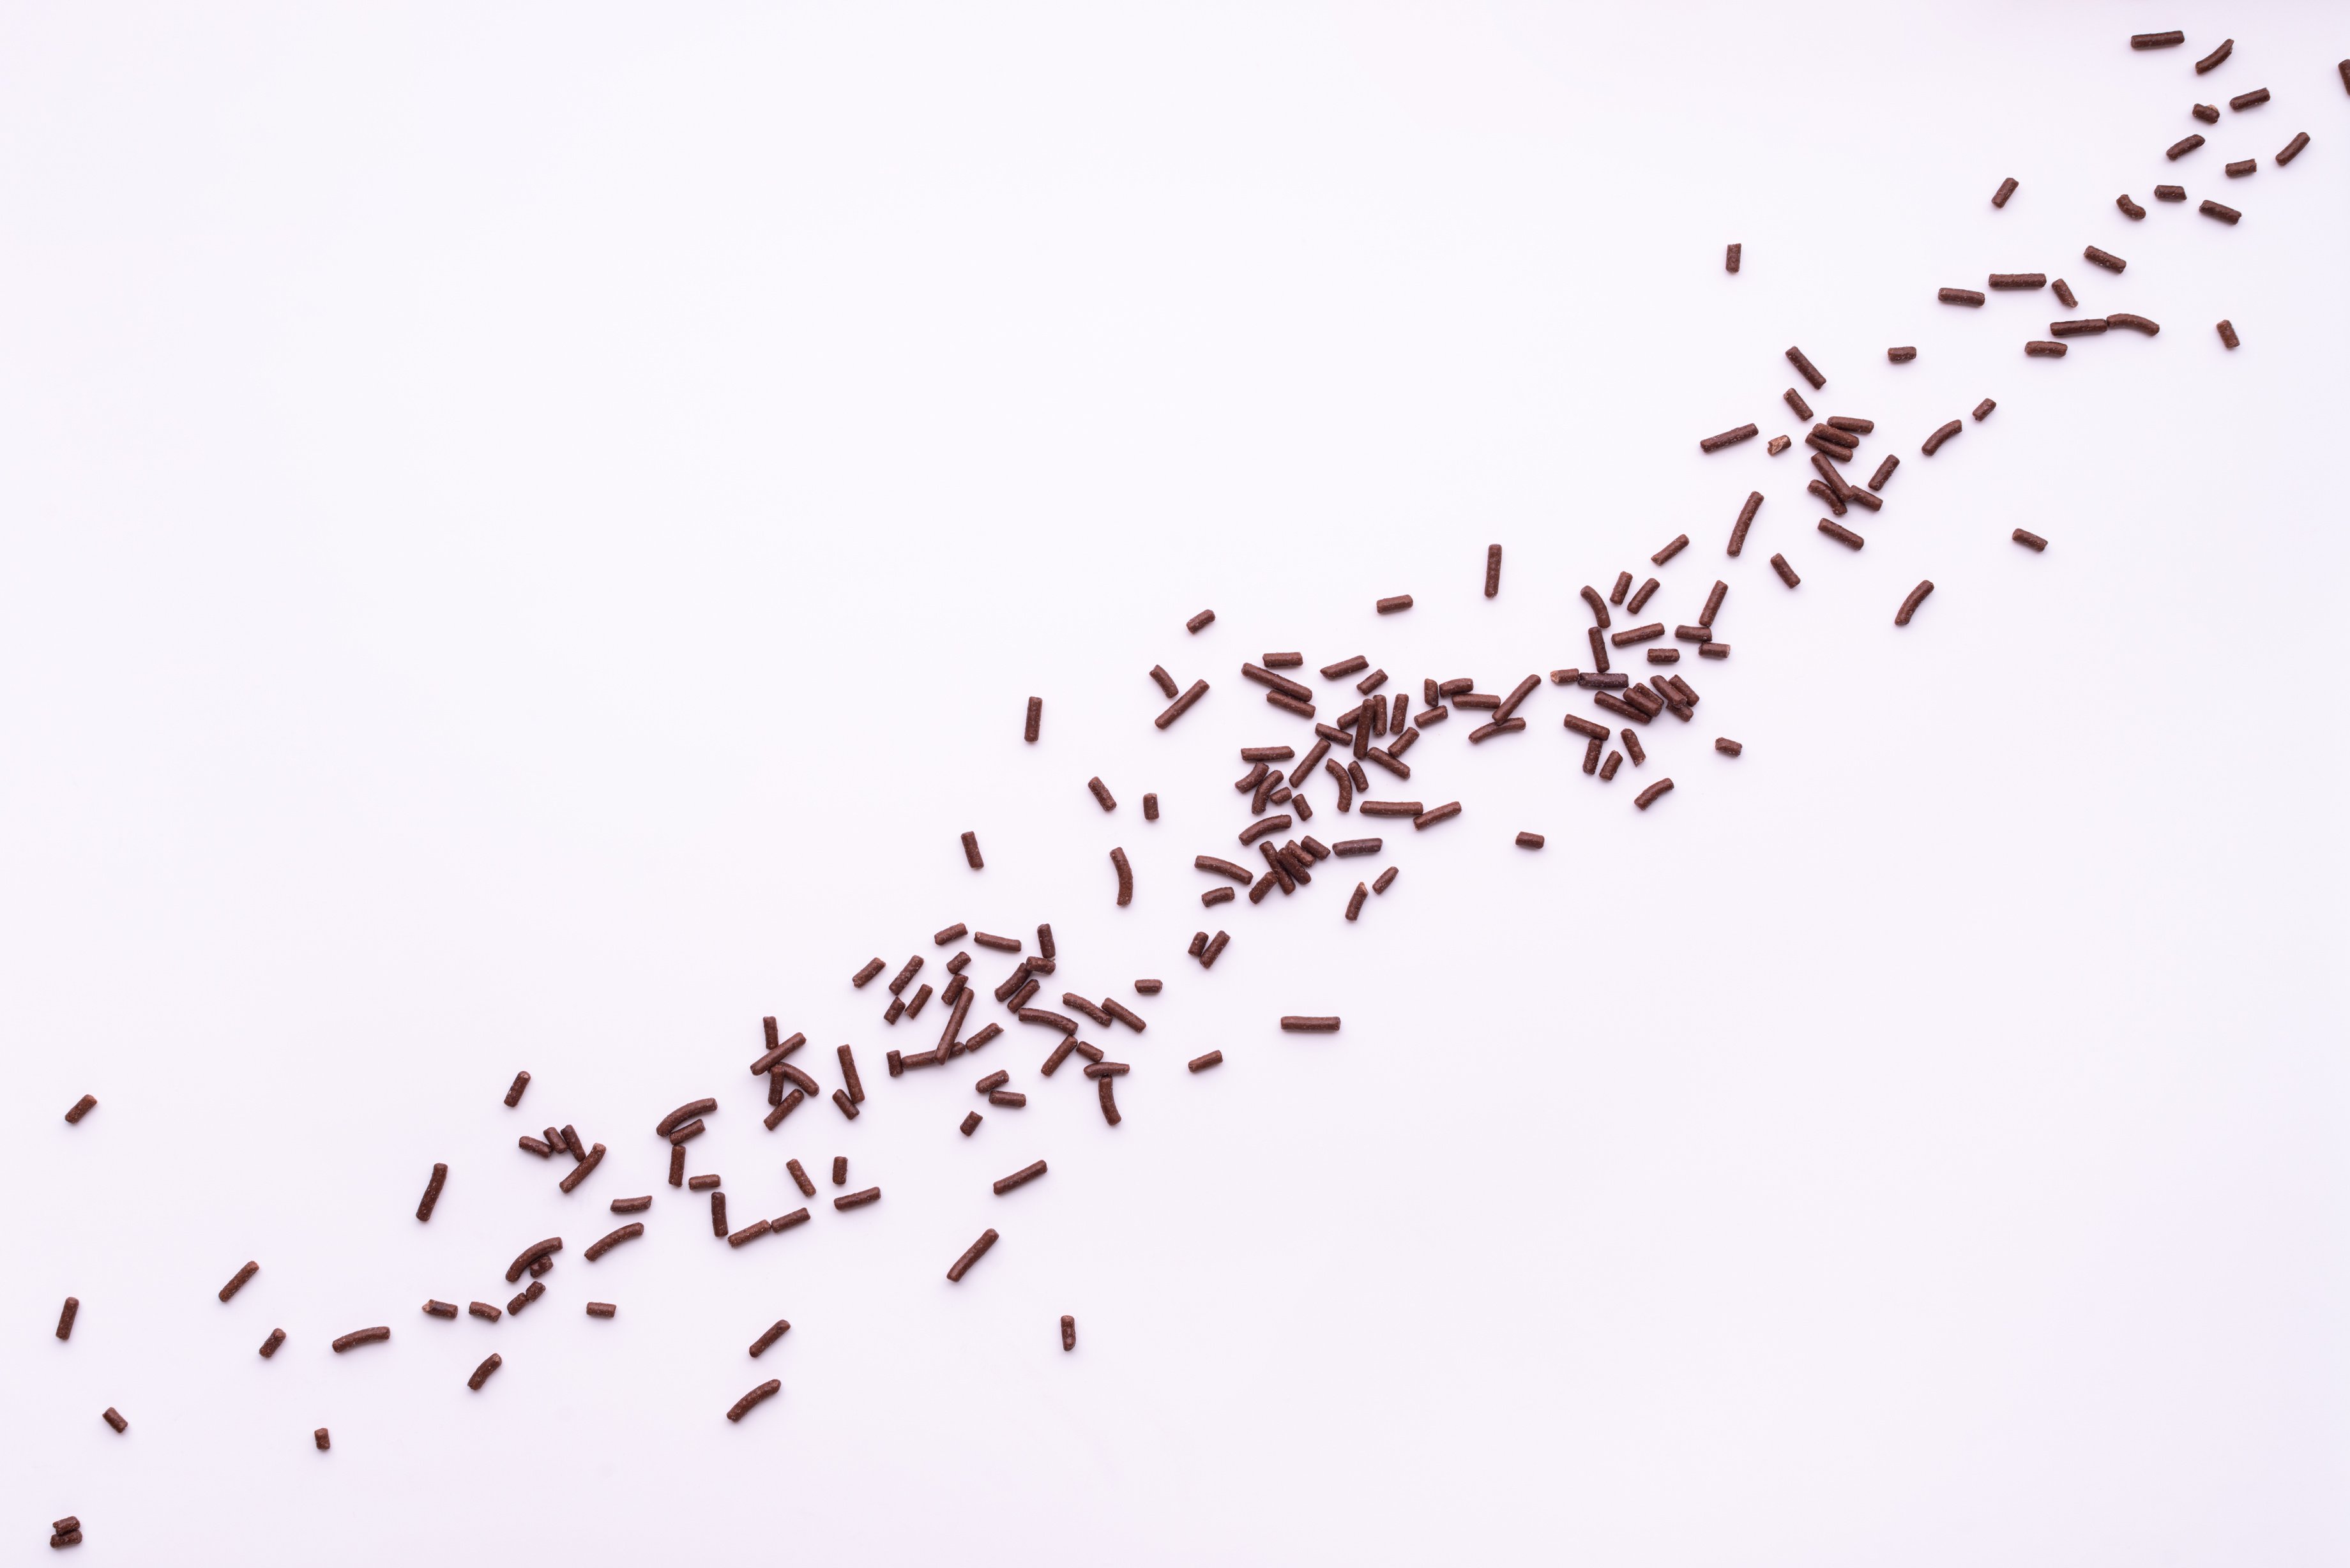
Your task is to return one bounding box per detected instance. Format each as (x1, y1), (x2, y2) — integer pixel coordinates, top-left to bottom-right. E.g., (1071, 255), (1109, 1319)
(710, 1191), (729, 1237)
(2118, 193), (2146, 218)
(689, 1172), (720, 1192)
(2230, 87), (2270, 111)
(1784, 388), (1813, 421)
(468, 1300), (501, 1322)
(1202, 886), (1235, 907)
(1239, 813), (1291, 846)
(2013, 529), (2049, 550)
(1785, 345), (1826, 389)
(1895, 580), (1936, 626)
(220, 1261), (261, 1302)
(853, 958), (886, 988)
(2084, 246), (2127, 273)
(2194, 37), (2231, 69)
(559, 1142), (606, 1194)
(1817, 518), (1865, 550)
(2278, 132), (2311, 165)
(1726, 490), (1764, 558)
(100, 1408), (127, 1433)
(1770, 554), (1800, 589)
(993, 1159), (1049, 1196)
(331, 1326), (391, 1353)
(1024, 698), (1041, 743)
(1264, 652), (1305, 670)
(727, 1380), (782, 1422)
(1598, 750), (1622, 781)
(1280, 1016), (1341, 1034)
(1371, 866), (1397, 894)
(989, 1089), (1026, 1107)
(1887, 346), (1916, 363)
(1086, 777), (1118, 813)
(1609, 622), (1665, 648)
(503, 1071), (531, 1108)
(460, 1352), (502, 1392)
(64, 1094), (98, 1124)
(1155, 679), (1210, 729)
(1317, 655), (1368, 681)
(2155, 185), (2186, 201)
(2051, 318), (2109, 338)
(1698, 425), (1757, 453)
(1513, 831), (1545, 850)
(832, 1089), (860, 1120)
(314, 1428), (331, 1451)
(1939, 287), (1986, 306)
(771, 1207), (812, 1233)
(2217, 319), (2241, 348)
(50, 1295), (81, 1343)
(1725, 242), (1741, 273)
(1142, 793), (1160, 821)
(1201, 931), (1229, 968)
(1357, 800), (1420, 819)
(1991, 176), (2019, 207)
(658, 1097), (718, 1139)
(1376, 595), (1413, 614)
(1149, 665), (1179, 699)
(1651, 534), (1690, 566)
(2132, 30), (2185, 49)
(1186, 608), (1216, 633)
(728, 1219), (773, 1248)
(1485, 543), (1502, 597)
(750, 1318), (792, 1358)
(1579, 584), (1611, 627)
(2054, 279), (2077, 305)
(782, 1159), (814, 1198)
(584, 1302), (616, 1318)
(2026, 341), (2068, 358)
(2199, 199), (2241, 223)
(1467, 718), (1525, 744)
(966, 1021), (1004, 1053)
(1097, 1076), (1122, 1125)
(414, 1162), (449, 1223)
(1922, 419), (1964, 456)
(611, 1195), (652, 1214)
(1610, 573), (1632, 605)
(948, 1228), (999, 1282)
(1344, 882), (1367, 920)
(1715, 738), (1746, 758)
(764, 1091), (803, 1129)
(586, 1223), (644, 1262)
(1633, 778), (1675, 810)
(1110, 848), (1133, 907)
(960, 1111), (983, 1136)
(2194, 103), (2220, 124)
(933, 923), (968, 947)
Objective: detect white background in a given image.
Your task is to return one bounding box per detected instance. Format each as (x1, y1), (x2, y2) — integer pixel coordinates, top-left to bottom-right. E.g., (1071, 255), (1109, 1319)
(4, 2), (2346, 1562)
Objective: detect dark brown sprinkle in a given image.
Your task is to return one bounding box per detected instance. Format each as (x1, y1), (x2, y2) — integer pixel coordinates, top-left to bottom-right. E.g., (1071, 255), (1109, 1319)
(934, 923), (968, 946)
(1202, 886), (1235, 907)
(1991, 176), (2018, 207)
(468, 1301), (501, 1322)
(948, 1228), (1000, 1283)
(586, 1302), (616, 1318)
(669, 1144), (687, 1184)
(1264, 651), (1304, 668)
(1938, 287), (1985, 306)
(1148, 665), (1179, 699)
(2193, 103), (2220, 124)
(416, 1163), (448, 1223)
(1315, 655), (1368, 682)
(2155, 185), (2186, 201)
(2229, 87), (2270, 111)
(1103, 997), (1149, 1032)
(1201, 931), (1230, 968)
(710, 1191), (729, 1237)
(853, 957), (886, 989)
(1768, 435), (1790, 456)
(988, 1089), (1027, 1108)
(1895, 580), (1936, 626)
(1239, 813), (1292, 845)
(1357, 799), (1422, 819)
(504, 1071), (531, 1108)
(1186, 608), (1216, 633)
(1817, 518), (1865, 550)
(1866, 455), (1899, 493)
(1019, 1007), (1080, 1037)
(1699, 642), (1729, 659)
(101, 1408), (128, 1434)
(1512, 831), (1546, 850)
(777, 1159), (812, 1198)
(1651, 534), (1690, 566)
(1724, 242), (1741, 273)
(2199, 199), (2241, 223)
(1249, 767), (1282, 813)
(1785, 345), (1826, 389)
(765, 1090), (805, 1129)
(688, 1172), (721, 1191)
(1782, 387), (1813, 421)
(611, 1195), (652, 1214)
(966, 1021), (1004, 1053)
(832, 1088), (860, 1120)
(960, 1111), (983, 1136)
(56, 1295), (80, 1340)
(1024, 697), (1042, 743)
(1887, 346), (1916, 363)
(834, 1184), (882, 1212)
(727, 1219), (773, 1248)
(1376, 594), (1413, 615)
(2026, 340), (2068, 357)
(1483, 543), (1503, 598)
(1133, 980), (1164, 999)
(1632, 778), (1675, 811)
(61, 1092), (102, 1126)
(1087, 776), (1117, 813)
(1987, 273), (2046, 291)
(1593, 690), (1644, 724)
(331, 1326), (392, 1353)
(1156, 679), (1211, 730)
(2192, 36), (2233, 71)
(2084, 246), (2127, 273)
(1111, 847), (1133, 907)
(1609, 622), (1665, 647)
(1612, 729), (1644, 768)
(1598, 750), (1622, 781)
(314, 1428), (331, 1451)
(2118, 193), (2146, 218)
(2013, 529), (2049, 551)
(1266, 690), (1315, 720)
(778, 1062), (821, 1097)
(886, 1050), (904, 1076)
(1240, 745), (1294, 763)
(1547, 670), (1576, 686)
(1489, 675), (1540, 721)
(771, 1207), (812, 1233)
(972, 931), (1022, 954)
(1562, 712), (1611, 742)
(561, 1125), (587, 1161)
(1810, 423), (1856, 449)
(1922, 419), (1964, 456)
(1811, 449), (1852, 497)
(657, 1097), (718, 1139)
(1465, 718), (1522, 744)
(2132, 30), (2183, 49)
(220, 1261), (261, 1302)
(2278, 132), (2310, 165)
(2217, 319), (2240, 349)
(1712, 738), (1745, 758)
(1063, 993), (1113, 1028)
(1354, 667), (1387, 696)
(750, 1318), (792, 1357)
(1082, 1060), (1130, 1080)
(1197, 855), (1255, 884)
(727, 1380), (782, 1423)
(1698, 424), (1757, 453)
(993, 1159), (1049, 1196)
(1770, 554), (1800, 589)
(2051, 318), (2108, 338)
(1412, 801), (1460, 830)
(585, 1223), (644, 1262)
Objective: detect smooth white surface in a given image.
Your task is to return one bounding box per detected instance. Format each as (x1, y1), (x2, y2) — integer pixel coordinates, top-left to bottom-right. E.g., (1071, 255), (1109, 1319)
(5, 3), (2346, 1562)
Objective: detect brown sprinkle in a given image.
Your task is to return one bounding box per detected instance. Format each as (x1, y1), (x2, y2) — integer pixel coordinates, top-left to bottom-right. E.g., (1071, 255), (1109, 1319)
(1991, 176), (2018, 207)
(1698, 424), (1757, 453)
(1651, 534), (1689, 566)
(1939, 287), (1985, 306)
(220, 1260), (261, 1302)
(1376, 594), (1413, 614)
(948, 1228), (999, 1282)
(688, 1173), (721, 1191)
(612, 1195), (652, 1213)
(416, 1163), (448, 1223)
(1156, 679), (1211, 729)
(1783, 388), (1813, 421)
(1372, 866), (1397, 894)
(1485, 543), (1502, 597)
(1097, 1076), (1121, 1125)
(1633, 778), (1674, 810)
(994, 1159), (1049, 1196)
(2155, 185), (2185, 201)
(2217, 319), (2240, 348)
(468, 1301), (500, 1322)
(314, 1428), (331, 1451)
(1148, 665), (1178, 698)
(466, 1353), (503, 1392)
(2229, 87), (2269, 111)
(2013, 529), (2048, 551)
(1111, 847), (1133, 907)
(1817, 518), (1865, 550)
(835, 1186), (881, 1211)
(1725, 242), (1741, 273)
(1895, 580), (1936, 626)
(2026, 341), (2068, 357)
(1514, 831), (1545, 849)
(1922, 419), (1963, 455)
(586, 1302), (616, 1318)
(331, 1326), (391, 1353)
(960, 1111), (983, 1136)
(2199, 199), (2241, 223)
(2084, 246), (2126, 273)
(1727, 490), (1762, 557)
(1785, 345), (1826, 389)
(63, 1093), (98, 1124)
(2132, 31), (2184, 49)
(853, 957), (886, 988)
(2118, 193), (2146, 218)
(1413, 802), (1461, 829)
(1770, 554), (1800, 589)
(2278, 132), (2311, 165)
(1087, 776), (1117, 813)
(2195, 37), (2232, 72)
(727, 1380), (782, 1422)
(1887, 346), (1916, 363)
(750, 1318), (792, 1357)
(2194, 103), (2220, 124)
(503, 1071), (531, 1108)
(586, 1222), (644, 1262)
(1186, 608), (1216, 633)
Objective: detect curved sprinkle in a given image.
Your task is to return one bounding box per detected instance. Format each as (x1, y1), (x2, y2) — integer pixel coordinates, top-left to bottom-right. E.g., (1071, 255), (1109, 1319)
(467, 1353), (502, 1391)
(505, 1237), (563, 1284)
(2107, 313), (2160, 335)
(1110, 847), (1133, 907)
(1633, 778), (1675, 811)
(1921, 419), (1963, 456)
(727, 1379), (782, 1423)
(1896, 580), (1936, 626)
(584, 1223), (644, 1262)
(331, 1326), (391, 1353)
(1579, 585), (1611, 628)
(655, 1098), (716, 1138)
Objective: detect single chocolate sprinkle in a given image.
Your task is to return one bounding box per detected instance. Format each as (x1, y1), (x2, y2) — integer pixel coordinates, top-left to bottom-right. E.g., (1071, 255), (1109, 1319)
(2217, 319), (2240, 348)
(416, 1163), (448, 1223)
(1939, 287), (1985, 306)
(1633, 778), (1675, 810)
(1887, 346), (1916, 363)
(1375, 594), (1414, 614)
(2199, 199), (2241, 223)
(947, 1228), (999, 1282)
(1770, 554), (1800, 589)
(504, 1071), (531, 1108)
(727, 1380), (782, 1422)
(1895, 580), (1936, 626)
(2132, 31), (2184, 50)
(1922, 419), (1963, 456)
(2278, 132), (2311, 165)
(2229, 87), (2270, 111)
(2026, 340), (2068, 357)
(1991, 176), (2019, 207)
(1186, 608), (1216, 633)
(1699, 424), (1757, 453)
(331, 1326), (391, 1353)
(1651, 534), (1690, 566)
(2195, 38), (2232, 72)
(2155, 185), (2186, 201)
(2013, 529), (2048, 551)
(1155, 680), (1210, 730)
(2118, 193), (2146, 218)
(220, 1261), (261, 1302)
